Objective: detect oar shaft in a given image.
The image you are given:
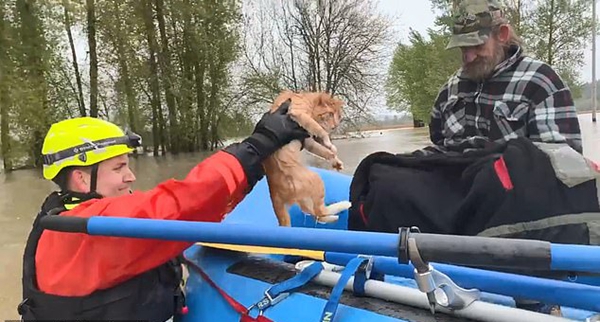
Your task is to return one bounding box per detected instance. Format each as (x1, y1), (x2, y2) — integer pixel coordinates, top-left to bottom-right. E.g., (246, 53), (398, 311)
(53, 216), (400, 256)
(324, 252), (600, 312)
(412, 233), (550, 270)
(39, 216), (600, 273)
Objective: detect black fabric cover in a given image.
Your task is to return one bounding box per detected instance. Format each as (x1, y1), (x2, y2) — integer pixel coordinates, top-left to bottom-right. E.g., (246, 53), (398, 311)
(348, 138), (600, 245)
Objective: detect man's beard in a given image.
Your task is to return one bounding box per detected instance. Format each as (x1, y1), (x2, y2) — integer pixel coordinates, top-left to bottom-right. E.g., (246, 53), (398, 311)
(462, 43), (506, 82)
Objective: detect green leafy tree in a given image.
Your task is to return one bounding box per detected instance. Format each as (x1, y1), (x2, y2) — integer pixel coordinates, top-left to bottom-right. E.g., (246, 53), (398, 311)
(386, 0), (593, 127)
(385, 29), (461, 124)
(524, 0), (592, 99)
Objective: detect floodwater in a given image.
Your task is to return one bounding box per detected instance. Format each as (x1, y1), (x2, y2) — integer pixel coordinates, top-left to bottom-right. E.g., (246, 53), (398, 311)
(0, 113), (598, 319)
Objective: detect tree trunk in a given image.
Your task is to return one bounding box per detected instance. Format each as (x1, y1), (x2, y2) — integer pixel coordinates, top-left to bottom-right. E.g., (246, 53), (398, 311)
(210, 116), (220, 150)
(514, 0), (522, 33)
(207, 65), (220, 149)
(112, 1), (137, 135)
(86, 0), (98, 117)
(0, 5), (11, 171)
(546, 0), (555, 66)
(195, 58), (208, 151)
(205, 1), (227, 150)
(180, 9), (196, 152)
(155, 0), (179, 154)
(63, 0), (86, 117)
(0, 75), (10, 172)
(196, 10), (211, 151)
(16, 0), (49, 168)
(142, 0), (165, 156)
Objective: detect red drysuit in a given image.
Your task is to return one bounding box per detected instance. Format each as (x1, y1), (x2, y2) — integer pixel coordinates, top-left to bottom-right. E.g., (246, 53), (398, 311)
(36, 151), (248, 296)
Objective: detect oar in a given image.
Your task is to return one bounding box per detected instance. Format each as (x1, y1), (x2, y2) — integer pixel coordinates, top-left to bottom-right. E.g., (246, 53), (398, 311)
(39, 215), (600, 274)
(200, 242), (600, 313)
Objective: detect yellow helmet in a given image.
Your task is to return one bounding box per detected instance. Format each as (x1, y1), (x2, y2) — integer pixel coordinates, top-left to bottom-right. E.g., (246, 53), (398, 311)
(41, 117), (141, 180)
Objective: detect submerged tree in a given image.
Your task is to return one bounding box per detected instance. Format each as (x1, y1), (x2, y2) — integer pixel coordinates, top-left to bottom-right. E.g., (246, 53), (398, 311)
(0, 0), (246, 170)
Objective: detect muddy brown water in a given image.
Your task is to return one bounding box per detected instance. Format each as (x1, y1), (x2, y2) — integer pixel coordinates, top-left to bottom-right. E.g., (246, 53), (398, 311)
(1, 114), (598, 319)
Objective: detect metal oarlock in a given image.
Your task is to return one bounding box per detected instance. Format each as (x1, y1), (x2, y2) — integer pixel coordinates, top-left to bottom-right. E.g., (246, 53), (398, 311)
(405, 228), (480, 313)
(428, 266), (480, 309)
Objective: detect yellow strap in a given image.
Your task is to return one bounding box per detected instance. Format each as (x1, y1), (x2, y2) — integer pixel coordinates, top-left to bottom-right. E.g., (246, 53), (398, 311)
(198, 242), (325, 261)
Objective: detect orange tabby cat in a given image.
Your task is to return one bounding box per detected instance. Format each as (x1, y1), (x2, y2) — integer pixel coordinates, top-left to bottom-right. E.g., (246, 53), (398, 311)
(262, 90), (351, 227)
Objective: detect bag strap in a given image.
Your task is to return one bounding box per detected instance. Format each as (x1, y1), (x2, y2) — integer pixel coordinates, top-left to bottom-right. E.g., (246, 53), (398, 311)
(249, 261), (324, 315)
(320, 257), (369, 322)
(183, 257), (274, 322)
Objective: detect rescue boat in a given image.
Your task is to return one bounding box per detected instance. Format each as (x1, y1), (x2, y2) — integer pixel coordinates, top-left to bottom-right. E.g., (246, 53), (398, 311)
(179, 168), (600, 322)
(40, 168), (600, 322)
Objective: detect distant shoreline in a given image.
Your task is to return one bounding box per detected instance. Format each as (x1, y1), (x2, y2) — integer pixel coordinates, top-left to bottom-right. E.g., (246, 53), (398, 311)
(351, 123), (415, 131)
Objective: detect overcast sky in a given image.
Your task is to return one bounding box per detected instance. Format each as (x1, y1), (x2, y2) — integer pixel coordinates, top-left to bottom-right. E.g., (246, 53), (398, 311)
(378, 0), (598, 83)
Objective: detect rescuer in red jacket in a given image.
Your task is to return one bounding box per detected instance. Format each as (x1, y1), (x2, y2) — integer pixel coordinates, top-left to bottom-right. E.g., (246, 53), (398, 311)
(19, 101), (309, 321)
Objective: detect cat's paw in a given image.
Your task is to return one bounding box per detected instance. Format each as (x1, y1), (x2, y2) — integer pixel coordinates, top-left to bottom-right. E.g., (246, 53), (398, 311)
(321, 137), (336, 152)
(316, 214), (339, 224)
(329, 144), (338, 154)
(331, 158), (344, 171)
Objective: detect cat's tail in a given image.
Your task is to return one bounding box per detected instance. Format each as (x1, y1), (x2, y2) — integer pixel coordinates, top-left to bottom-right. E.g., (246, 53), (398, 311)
(317, 201), (352, 223)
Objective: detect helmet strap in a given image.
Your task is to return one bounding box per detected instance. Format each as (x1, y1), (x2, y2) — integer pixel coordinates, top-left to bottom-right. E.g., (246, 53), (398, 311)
(60, 190), (102, 205)
(90, 163), (99, 194)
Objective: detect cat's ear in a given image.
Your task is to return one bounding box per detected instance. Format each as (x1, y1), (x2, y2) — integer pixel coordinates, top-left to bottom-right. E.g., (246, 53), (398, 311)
(324, 95), (344, 112)
(318, 92), (333, 106)
(333, 98), (344, 110)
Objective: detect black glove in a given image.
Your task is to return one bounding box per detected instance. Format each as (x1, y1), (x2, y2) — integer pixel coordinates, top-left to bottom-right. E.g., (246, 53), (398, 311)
(223, 99), (309, 189)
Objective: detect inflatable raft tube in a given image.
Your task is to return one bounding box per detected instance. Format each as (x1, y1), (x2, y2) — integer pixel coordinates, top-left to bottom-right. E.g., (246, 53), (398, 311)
(180, 168), (600, 322)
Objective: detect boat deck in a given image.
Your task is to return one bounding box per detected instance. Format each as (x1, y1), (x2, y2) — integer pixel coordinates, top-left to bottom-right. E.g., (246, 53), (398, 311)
(228, 254), (476, 322)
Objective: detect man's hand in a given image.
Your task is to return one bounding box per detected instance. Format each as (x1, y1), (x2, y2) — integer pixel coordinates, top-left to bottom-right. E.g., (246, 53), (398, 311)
(222, 99), (309, 189)
(248, 99), (310, 157)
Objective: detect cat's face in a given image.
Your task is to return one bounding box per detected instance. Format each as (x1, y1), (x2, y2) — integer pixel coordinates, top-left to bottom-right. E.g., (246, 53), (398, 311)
(311, 93), (344, 133)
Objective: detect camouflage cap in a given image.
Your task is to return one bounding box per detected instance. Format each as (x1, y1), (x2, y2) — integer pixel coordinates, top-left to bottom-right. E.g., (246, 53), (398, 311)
(446, 0), (506, 49)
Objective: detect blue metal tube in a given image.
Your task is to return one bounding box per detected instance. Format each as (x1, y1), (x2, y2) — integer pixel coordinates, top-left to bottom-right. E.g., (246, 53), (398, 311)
(325, 252), (600, 313)
(86, 216), (400, 256)
(551, 244), (600, 272)
(39, 216), (600, 274)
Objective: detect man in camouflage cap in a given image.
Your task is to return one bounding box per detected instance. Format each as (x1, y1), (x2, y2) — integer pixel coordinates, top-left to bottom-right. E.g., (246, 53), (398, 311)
(445, 0), (511, 82)
(446, 0), (505, 50)
(351, 1), (588, 319)
(429, 0), (580, 317)
(428, 0), (581, 154)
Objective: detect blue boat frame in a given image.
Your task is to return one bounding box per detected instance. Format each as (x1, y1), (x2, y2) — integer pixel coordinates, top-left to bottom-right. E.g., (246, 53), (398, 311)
(181, 168), (598, 322)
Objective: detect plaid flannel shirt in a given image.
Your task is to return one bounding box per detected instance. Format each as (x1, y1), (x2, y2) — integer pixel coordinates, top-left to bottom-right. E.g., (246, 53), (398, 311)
(428, 46), (582, 154)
